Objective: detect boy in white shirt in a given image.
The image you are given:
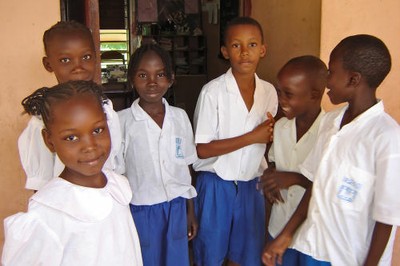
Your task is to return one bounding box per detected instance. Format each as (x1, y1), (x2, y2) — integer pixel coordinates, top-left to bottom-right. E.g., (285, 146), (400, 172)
(18, 21), (121, 190)
(263, 35), (400, 266)
(261, 55), (327, 265)
(192, 17), (278, 265)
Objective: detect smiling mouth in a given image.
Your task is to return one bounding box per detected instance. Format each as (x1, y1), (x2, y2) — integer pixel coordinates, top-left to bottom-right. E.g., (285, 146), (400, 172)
(80, 156), (102, 166)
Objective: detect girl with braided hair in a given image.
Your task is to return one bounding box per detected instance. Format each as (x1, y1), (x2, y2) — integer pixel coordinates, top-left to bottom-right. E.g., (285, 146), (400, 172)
(2, 80), (142, 266)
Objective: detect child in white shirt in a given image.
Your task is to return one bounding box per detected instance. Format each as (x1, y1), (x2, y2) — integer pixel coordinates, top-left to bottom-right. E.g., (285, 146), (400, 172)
(261, 55), (327, 265)
(263, 34), (400, 266)
(18, 21), (121, 190)
(2, 80), (142, 266)
(117, 43), (197, 266)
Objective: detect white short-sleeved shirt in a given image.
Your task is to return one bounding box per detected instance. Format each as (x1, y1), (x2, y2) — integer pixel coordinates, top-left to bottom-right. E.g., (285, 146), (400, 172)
(292, 101), (400, 266)
(193, 68), (278, 181)
(117, 98), (197, 206)
(2, 170), (143, 266)
(18, 99), (121, 190)
(268, 110), (324, 238)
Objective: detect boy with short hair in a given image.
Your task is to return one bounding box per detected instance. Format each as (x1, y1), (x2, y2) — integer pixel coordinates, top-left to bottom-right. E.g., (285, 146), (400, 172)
(18, 21), (121, 190)
(192, 17), (278, 265)
(261, 55), (328, 265)
(263, 34), (400, 266)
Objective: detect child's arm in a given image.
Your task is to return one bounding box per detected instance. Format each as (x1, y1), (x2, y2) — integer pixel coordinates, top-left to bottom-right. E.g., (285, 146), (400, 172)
(363, 222), (393, 266)
(186, 198), (198, 240)
(262, 185), (312, 266)
(261, 171), (312, 203)
(197, 113), (275, 159)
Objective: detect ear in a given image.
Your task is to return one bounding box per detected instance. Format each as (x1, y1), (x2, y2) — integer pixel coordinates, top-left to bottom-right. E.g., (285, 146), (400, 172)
(260, 43), (267, 58)
(42, 129), (56, 153)
(348, 72), (361, 87)
(42, 57), (54, 73)
(220, 46), (229, 60)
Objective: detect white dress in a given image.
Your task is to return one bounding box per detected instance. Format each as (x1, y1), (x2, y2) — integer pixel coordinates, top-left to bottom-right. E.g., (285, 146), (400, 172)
(2, 170), (143, 266)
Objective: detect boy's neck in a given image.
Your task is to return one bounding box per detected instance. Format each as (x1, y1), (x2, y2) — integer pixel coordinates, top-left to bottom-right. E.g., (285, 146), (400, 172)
(295, 106), (321, 142)
(341, 91), (377, 128)
(233, 71), (256, 112)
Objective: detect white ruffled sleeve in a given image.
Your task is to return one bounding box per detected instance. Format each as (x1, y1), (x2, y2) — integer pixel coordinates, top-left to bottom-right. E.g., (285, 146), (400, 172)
(103, 99), (122, 171)
(18, 116), (56, 190)
(2, 212), (63, 266)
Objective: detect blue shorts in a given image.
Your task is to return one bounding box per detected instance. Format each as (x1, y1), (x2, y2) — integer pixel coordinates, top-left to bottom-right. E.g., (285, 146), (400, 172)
(298, 252), (331, 266)
(193, 171), (266, 265)
(130, 197), (189, 266)
(267, 233), (301, 265)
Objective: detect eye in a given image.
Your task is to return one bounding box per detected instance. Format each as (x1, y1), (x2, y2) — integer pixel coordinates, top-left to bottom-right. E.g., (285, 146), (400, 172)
(93, 127), (104, 135)
(83, 54), (92, 60)
(65, 135), (78, 141)
(231, 43), (240, 48)
(249, 42), (257, 47)
(157, 72), (166, 78)
(60, 58), (70, 63)
(138, 73), (147, 79)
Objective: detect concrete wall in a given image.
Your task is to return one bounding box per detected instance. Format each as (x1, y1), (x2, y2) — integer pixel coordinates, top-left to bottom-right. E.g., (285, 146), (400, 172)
(0, 0), (59, 253)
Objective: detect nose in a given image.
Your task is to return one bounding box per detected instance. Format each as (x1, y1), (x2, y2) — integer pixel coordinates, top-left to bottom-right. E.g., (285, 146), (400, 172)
(72, 58), (84, 71)
(240, 46), (249, 56)
(82, 135), (97, 153)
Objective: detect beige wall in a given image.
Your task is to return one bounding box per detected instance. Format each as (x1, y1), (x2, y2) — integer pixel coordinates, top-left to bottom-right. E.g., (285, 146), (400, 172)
(252, 0), (322, 85)
(0, 0), (59, 253)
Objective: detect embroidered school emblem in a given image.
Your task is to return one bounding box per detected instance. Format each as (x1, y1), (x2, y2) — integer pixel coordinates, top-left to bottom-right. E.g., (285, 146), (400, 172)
(175, 137), (184, 158)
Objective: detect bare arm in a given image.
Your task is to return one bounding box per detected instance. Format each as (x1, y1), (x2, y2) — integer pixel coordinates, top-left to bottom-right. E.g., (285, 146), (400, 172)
(197, 113), (275, 159)
(363, 222), (393, 266)
(262, 185), (312, 266)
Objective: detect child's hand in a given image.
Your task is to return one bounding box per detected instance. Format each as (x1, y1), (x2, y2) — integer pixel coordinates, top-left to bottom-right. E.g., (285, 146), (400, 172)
(262, 234), (292, 266)
(260, 167), (284, 204)
(252, 112), (275, 144)
(187, 199), (198, 241)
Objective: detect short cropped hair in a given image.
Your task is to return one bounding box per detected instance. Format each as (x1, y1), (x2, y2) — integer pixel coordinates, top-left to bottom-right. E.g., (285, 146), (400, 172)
(223, 17), (264, 45)
(279, 55), (328, 99)
(43, 21), (95, 55)
(332, 34), (391, 88)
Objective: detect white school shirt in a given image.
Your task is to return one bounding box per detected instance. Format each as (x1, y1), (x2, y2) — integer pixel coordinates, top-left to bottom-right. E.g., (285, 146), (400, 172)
(117, 98), (197, 206)
(268, 110), (324, 238)
(291, 101), (400, 266)
(18, 99), (121, 190)
(193, 68), (278, 181)
(2, 170), (143, 266)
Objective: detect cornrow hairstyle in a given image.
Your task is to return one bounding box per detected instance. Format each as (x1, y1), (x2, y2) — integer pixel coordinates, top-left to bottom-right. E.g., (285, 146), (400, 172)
(127, 43), (174, 87)
(279, 55), (328, 99)
(333, 34), (391, 89)
(43, 21), (95, 55)
(223, 16), (264, 46)
(21, 80), (107, 128)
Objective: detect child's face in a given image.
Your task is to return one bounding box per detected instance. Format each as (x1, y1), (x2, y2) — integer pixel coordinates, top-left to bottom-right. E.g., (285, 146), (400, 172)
(42, 94), (110, 186)
(132, 51), (172, 106)
(221, 24), (266, 76)
(327, 50), (353, 105)
(277, 68), (316, 120)
(43, 32), (96, 83)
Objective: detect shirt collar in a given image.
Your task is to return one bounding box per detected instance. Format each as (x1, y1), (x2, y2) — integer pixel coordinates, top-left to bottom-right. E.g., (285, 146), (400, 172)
(130, 97), (169, 121)
(31, 171), (131, 222)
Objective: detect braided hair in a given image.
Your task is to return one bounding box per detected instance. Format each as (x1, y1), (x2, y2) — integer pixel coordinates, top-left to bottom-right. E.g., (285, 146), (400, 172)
(21, 80), (107, 128)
